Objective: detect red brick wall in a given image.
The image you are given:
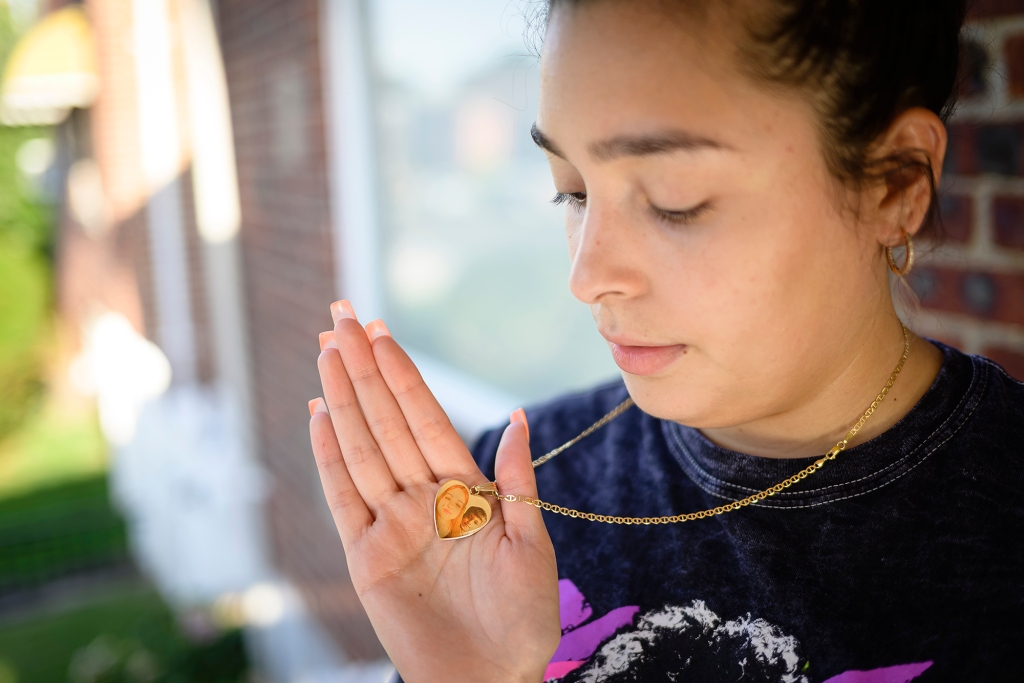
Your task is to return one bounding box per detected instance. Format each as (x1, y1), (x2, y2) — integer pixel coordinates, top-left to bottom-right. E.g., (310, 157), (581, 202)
(216, 0), (384, 660)
(911, 3), (1024, 381)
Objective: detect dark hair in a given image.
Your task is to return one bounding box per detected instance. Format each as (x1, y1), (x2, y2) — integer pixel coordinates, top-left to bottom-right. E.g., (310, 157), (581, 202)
(463, 507), (486, 522)
(539, 0), (968, 237)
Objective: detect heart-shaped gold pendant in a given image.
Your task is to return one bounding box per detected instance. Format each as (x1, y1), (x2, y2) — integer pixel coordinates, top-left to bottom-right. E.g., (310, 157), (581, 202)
(434, 479), (492, 540)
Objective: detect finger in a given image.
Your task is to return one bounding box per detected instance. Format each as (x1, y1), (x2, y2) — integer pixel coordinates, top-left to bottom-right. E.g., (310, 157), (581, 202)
(511, 407), (529, 440)
(332, 304), (434, 488)
(309, 398), (373, 545)
(494, 415), (546, 543)
(367, 323), (481, 481)
(318, 343), (400, 512)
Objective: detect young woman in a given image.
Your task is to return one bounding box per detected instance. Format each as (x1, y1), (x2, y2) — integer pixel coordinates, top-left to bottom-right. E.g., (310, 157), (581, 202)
(308, 1), (1023, 680)
(433, 481), (470, 539)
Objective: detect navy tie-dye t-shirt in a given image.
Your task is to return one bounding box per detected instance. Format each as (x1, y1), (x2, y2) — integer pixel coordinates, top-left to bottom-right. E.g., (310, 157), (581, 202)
(468, 343), (1022, 682)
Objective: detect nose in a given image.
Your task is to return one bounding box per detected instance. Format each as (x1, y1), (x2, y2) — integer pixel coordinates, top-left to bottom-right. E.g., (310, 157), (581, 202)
(567, 200), (646, 306)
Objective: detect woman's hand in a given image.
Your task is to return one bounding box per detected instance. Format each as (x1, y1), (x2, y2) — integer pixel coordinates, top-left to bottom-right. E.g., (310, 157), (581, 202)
(309, 301), (560, 683)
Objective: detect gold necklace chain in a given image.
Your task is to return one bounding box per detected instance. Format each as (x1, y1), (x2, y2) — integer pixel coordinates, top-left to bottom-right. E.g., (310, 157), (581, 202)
(474, 324), (911, 525)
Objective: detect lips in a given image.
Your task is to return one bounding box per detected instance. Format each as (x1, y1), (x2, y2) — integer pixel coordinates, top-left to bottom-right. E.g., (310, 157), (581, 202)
(608, 342), (687, 376)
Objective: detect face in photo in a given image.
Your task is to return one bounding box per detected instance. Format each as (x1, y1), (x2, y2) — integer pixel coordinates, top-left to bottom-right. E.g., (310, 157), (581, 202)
(434, 480), (492, 539)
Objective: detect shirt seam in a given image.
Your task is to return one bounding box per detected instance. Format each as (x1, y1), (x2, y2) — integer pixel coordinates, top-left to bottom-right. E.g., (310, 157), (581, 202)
(664, 354), (986, 506)
(736, 379), (985, 508)
(977, 355), (1024, 388)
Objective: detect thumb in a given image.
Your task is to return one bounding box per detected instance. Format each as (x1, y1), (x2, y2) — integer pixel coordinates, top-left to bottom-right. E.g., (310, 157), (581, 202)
(494, 410), (545, 543)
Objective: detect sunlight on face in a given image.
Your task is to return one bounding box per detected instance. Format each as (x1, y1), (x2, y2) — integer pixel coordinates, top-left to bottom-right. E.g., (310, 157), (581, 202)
(537, 2), (887, 428)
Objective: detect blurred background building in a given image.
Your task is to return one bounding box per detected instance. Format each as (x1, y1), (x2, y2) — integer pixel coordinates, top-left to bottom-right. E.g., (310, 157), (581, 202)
(0, 0), (1023, 681)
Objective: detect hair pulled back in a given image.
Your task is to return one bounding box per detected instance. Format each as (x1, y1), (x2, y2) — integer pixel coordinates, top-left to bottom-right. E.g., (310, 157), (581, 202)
(539, 0), (969, 236)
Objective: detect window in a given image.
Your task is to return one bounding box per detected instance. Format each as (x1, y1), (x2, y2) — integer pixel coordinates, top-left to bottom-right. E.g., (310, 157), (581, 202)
(323, 0), (617, 434)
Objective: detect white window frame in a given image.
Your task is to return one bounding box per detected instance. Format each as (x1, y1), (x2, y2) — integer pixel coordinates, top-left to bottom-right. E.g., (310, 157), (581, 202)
(320, 0), (519, 440)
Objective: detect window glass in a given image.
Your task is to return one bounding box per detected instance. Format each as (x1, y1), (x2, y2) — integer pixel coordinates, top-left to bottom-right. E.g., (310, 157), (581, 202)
(368, 0), (618, 402)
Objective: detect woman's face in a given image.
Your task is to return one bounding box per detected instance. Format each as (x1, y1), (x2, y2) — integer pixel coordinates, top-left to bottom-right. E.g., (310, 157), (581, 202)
(537, 2), (892, 427)
(436, 486), (468, 521)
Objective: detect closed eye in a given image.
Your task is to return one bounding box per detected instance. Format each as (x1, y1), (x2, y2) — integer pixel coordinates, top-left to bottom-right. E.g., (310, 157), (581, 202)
(650, 201), (711, 225)
(554, 192), (710, 224)
(552, 191), (587, 211)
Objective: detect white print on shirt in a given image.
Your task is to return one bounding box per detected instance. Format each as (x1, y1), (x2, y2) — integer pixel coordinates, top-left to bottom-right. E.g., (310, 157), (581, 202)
(546, 580), (934, 683)
(572, 602), (808, 683)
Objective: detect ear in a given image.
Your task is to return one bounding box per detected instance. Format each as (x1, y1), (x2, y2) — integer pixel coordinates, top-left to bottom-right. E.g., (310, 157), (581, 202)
(869, 107), (947, 247)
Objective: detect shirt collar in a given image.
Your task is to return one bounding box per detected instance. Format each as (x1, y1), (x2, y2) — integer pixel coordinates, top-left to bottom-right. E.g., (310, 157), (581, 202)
(660, 342), (986, 508)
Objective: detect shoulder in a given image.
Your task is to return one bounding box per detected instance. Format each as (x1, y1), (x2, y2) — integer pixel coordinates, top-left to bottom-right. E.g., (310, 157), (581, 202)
(471, 379), (645, 476)
(926, 341), (1024, 418)
(941, 342), (1024, 429)
(972, 351), (1024, 412)
(967, 350), (1024, 445)
(933, 344), (1024, 494)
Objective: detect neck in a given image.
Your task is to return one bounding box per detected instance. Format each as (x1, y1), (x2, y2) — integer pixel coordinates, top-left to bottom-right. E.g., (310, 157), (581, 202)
(700, 312), (943, 459)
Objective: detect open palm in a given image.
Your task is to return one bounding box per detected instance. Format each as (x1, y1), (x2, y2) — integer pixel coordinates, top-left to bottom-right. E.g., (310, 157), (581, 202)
(309, 302), (560, 683)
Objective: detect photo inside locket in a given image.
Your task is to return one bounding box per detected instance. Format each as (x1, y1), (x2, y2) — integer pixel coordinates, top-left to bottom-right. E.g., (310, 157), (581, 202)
(434, 481), (491, 539)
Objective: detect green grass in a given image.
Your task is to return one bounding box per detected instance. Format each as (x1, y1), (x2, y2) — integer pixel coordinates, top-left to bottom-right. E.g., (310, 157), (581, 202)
(0, 404), (116, 594)
(0, 585), (165, 682)
(0, 406), (108, 501)
(0, 474), (249, 682)
(0, 584), (248, 683)
(0, 476), (129, 594)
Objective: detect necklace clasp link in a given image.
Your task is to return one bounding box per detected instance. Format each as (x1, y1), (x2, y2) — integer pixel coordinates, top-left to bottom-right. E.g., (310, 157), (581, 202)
(470, 482), (499, 497)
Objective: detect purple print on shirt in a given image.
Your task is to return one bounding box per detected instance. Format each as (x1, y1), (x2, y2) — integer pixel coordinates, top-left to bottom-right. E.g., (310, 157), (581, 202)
(544, 580), (639, 681)
(544, 580), (935, 683)
(821, 662), (933, 683)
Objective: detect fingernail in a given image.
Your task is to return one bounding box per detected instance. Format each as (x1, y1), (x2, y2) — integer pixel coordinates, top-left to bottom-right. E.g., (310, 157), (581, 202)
(510, 407), (530, 441)
(365, 319), (391, 342)
(318, 331), (337, 351)
(308, 397), (327, 416)
(330, 299), (356, 323)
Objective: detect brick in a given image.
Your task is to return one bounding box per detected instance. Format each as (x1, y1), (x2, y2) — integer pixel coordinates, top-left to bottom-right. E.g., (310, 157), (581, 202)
(992, 195), (1024, 250)
(910, 266), (1024, 325)
(938, 193), (973, 243)
(1007, 34), (1024, 98)
(977, 125), (1024, 175)
(967, 0), (1024, 19)
(944, 123), (1024, 177)
(943, 124), (971, 175)
(981, 347), (1024, 381)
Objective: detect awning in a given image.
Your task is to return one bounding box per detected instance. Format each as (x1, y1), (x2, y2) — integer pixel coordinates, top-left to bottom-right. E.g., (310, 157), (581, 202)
(1, 6), (98, 126)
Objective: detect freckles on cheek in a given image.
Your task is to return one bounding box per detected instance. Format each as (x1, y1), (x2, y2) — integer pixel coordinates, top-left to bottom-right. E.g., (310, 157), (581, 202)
(565, 214), (583, 258)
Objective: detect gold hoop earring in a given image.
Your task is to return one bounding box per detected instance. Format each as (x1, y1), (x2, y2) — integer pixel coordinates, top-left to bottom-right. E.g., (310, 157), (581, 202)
(886, 230), (915, 276)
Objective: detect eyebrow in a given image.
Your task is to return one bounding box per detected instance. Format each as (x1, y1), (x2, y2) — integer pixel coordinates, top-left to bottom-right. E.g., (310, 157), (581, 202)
(531, 123), (730, 162)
